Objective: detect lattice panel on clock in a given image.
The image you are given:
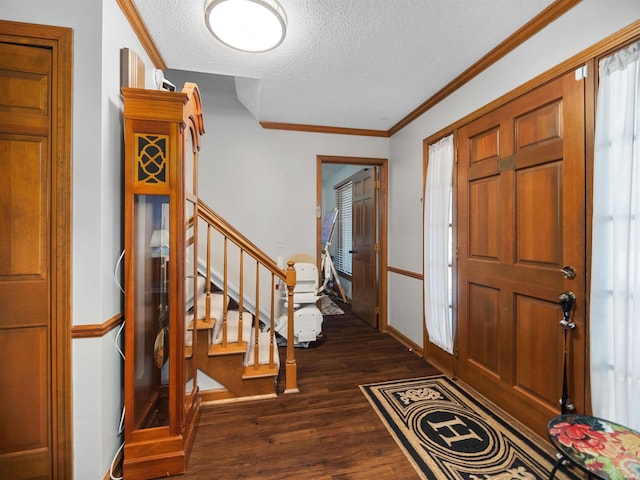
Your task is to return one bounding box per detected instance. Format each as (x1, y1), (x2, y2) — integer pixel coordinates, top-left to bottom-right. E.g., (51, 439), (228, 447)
(135, 133), (168, 185)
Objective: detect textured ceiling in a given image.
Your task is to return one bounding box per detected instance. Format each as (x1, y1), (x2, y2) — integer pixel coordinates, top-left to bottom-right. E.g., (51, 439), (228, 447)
(133, 0), (556, 131)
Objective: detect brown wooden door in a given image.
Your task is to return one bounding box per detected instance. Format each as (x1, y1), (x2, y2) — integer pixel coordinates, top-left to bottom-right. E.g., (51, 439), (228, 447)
(0, 41), (55, 479)
(351, 168), (378, 328)
(456, 70), (586, 438)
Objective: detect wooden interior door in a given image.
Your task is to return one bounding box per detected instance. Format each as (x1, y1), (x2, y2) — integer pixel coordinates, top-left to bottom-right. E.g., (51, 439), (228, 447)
(351, 168), (378, 328)
(0, 40), (56, 479)
(456, 70), (586, 438)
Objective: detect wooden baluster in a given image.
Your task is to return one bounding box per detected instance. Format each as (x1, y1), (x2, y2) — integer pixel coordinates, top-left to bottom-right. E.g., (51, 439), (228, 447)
(238, 250), (244, 344)
(196, 201), (301, 392)
(253, 259), (260, 370)
(222, 237), (228, 346)
(193, 209), (199, 361)
(253, 262), (260, 370)
(285, 261), (298, 392)
(269, 274), (275, 368)
(205, 225), (211, 325)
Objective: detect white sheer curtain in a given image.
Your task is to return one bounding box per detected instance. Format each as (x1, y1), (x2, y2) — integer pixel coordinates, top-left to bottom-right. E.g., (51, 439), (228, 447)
(424, 134), (454, 353)
(590, 40), (640, 430)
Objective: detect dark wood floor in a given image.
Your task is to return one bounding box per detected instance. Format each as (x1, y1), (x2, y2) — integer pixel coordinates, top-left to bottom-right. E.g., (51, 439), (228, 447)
(179, 302), (440, 479)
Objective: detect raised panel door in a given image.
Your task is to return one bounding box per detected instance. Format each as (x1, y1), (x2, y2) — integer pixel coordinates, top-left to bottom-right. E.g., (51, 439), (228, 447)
(457, 71), (586, 437)
(0, 41), (53, 480)
(351, 168), (377, 328)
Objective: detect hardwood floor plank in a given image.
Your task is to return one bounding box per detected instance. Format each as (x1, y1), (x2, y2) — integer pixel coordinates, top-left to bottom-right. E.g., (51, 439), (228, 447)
(178, 308), (440, 479)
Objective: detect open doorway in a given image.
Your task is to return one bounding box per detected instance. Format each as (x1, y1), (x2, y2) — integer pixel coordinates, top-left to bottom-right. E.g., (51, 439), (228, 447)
(316, 155), (388, 331)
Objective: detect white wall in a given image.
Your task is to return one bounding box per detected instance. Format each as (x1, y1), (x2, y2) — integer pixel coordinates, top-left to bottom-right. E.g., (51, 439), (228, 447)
(387, 0), (640, 346)
(166, 69), (389, 264)
(3, 1), (152, 478)
(165, 70), (388, 311)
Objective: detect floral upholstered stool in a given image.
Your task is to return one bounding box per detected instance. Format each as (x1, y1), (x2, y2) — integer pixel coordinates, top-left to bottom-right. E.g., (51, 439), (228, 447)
(547, 414), (640, 479)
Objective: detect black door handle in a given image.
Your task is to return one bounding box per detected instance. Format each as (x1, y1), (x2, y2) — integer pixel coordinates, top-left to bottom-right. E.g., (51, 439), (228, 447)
(559, 291), (576, 327)
(560, 266), (576, 279)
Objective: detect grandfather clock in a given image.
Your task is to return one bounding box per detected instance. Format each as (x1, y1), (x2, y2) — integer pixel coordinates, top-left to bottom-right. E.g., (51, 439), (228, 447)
(121, 83), (204, 479)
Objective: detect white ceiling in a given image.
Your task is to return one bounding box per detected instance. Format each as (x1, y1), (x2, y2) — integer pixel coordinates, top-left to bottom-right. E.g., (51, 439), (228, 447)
(133, 0), (556, 131)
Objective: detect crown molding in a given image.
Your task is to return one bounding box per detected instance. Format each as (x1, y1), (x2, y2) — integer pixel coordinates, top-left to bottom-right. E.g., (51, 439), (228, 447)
(421, 18), (640, 150)
(119, 0), (581, 136)
(260, 121), (389, 137)
(117, 0), (166, 70)
(388, 0), (581, 135)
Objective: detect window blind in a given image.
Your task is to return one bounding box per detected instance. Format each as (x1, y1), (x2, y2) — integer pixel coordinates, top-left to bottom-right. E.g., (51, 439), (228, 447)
(335, 181), (353, 275)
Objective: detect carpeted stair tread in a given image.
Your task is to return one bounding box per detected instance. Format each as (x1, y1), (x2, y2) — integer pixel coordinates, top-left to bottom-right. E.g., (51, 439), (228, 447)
(212, 309), (253, 344)
(244, 330), (279, 368)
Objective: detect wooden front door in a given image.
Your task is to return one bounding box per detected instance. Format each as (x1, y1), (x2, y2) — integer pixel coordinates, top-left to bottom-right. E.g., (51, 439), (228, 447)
(351, 168), (378, 328)
(456, 70), (586, 437)
(0, 22), (72, 479)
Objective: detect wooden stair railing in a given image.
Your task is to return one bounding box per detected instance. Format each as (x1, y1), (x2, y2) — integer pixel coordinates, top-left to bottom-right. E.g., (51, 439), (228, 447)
(196, 199), (299, 394)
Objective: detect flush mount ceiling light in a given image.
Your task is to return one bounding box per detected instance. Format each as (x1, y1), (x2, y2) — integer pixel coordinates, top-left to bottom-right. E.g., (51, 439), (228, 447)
(204, 0), (287, 53)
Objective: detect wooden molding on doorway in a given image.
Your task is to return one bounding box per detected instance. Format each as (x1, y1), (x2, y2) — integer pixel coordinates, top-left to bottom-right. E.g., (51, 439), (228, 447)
(316, 155), (389, 332)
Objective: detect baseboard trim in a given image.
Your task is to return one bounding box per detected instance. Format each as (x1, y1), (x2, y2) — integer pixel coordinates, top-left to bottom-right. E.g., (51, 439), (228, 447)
(199, 388), (277, 406)
(387, 325), (423, 357)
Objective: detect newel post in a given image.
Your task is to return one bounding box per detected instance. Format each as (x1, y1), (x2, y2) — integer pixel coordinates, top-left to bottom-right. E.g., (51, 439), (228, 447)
(284, 260), (299, 393)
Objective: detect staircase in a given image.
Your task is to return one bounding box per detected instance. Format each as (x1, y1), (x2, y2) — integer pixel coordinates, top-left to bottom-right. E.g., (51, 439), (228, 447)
(185, 199), (298, 401)
(186, 277), (279, 399)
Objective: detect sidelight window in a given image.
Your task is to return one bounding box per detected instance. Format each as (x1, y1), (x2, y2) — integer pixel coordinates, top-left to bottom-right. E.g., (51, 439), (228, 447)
(424, 134), (455, 354)
(590, 39), (640, 431)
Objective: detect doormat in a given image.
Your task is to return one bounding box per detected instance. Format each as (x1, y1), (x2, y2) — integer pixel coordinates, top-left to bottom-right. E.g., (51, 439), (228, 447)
(360, 375), (581, 480)
(320, 295), (344, 316)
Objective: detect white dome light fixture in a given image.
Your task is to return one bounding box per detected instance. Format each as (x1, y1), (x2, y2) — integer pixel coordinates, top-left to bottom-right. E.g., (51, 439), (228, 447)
(204, 0), (287, 53)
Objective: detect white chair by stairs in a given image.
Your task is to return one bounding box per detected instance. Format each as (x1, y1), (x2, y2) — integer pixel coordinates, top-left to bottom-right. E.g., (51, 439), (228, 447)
(274, 260), (323, 347)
